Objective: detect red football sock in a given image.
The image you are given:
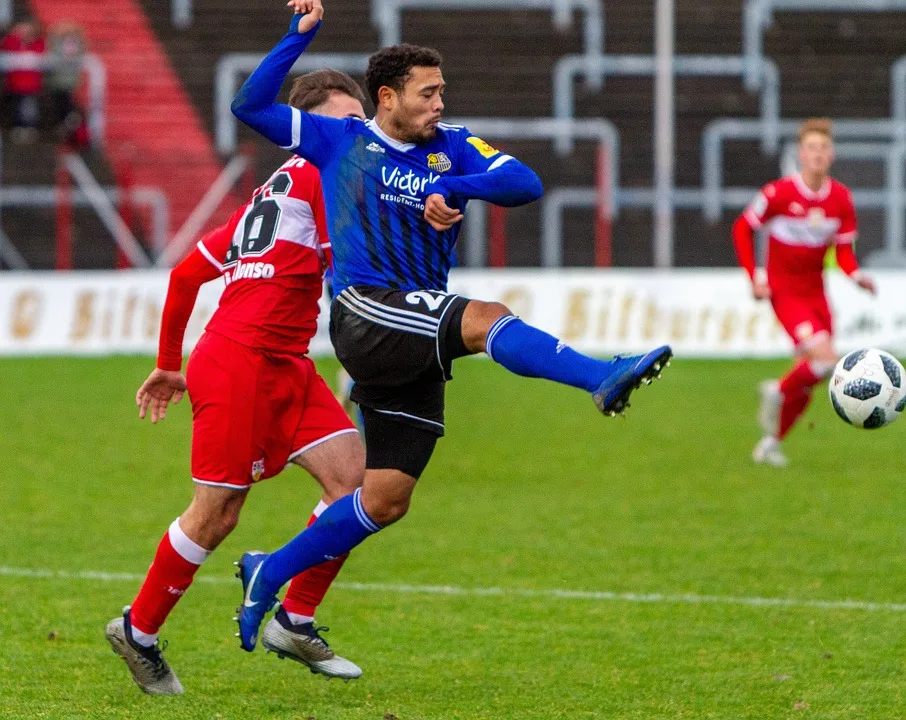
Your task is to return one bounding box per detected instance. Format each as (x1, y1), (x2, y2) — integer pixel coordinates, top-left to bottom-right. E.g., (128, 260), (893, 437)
(282, 502), (349, 618)
(130, 519), (210, 635)
(777, 360), (823, 439)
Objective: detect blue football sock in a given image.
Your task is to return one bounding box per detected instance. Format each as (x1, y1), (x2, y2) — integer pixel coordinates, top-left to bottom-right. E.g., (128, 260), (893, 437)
(259, 488), (381, 592)
(485, 316), (609, 393)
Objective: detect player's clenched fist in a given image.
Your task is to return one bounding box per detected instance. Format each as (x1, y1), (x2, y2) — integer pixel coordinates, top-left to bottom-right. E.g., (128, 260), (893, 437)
(287, 0), (323, 32)
(136, 368), (187, 424)
(424, 193), (463, 231)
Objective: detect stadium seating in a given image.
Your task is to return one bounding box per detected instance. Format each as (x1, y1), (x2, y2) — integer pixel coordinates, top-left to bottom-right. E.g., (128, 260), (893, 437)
(6, 0), (906, 267)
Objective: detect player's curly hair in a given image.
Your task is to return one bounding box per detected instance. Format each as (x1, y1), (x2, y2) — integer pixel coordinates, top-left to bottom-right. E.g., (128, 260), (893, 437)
(365, 44), (443, 106)
(288, 69), (366, 112)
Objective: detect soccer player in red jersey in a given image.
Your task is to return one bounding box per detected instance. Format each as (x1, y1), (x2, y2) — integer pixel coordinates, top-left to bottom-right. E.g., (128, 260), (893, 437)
(733, 118), (877, 467)
(105, 70), (369, 694)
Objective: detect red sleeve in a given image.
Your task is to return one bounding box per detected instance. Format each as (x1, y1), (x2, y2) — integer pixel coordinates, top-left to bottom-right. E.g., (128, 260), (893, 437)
(156, 226), (230, 371)
(835, 188), (858, 244)
(312, 178), (331, 268)
(835, 242), (859, 276)
(741, 183), (779, 230)
(732, 215), (758, 281)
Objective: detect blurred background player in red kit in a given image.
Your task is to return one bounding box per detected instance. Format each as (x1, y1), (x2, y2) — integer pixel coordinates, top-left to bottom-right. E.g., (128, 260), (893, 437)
(104, 69), (369, 695)
(733, 118), (877, 467)
(1, 18), (45, 143)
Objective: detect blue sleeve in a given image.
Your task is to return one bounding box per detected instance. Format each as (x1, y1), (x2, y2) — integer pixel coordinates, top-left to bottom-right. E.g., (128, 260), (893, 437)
(429, 131), (543, 207)
(230, 14), (350, 168)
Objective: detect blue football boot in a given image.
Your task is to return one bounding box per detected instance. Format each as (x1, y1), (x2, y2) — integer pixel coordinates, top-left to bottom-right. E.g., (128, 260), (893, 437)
(593, 345), (673, 416)
(233, 551), (279, 652)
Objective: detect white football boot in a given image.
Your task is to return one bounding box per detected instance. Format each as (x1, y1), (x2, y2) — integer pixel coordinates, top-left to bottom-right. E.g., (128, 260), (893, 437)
(262, 607), (362, 680)
(752, 435), (788, 467)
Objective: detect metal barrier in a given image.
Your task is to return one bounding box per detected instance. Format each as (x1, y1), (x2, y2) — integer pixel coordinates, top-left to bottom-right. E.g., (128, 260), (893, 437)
(701, 118), (906, 222)
(214, 52), (371, 155)
(553, 54), (780, 154)
(445, 117), (617, 267)
(372, 0), (605, 88)
(157, 152), (251, 266)
(172, 0), (193, 28)
(743, 0), (906, 89)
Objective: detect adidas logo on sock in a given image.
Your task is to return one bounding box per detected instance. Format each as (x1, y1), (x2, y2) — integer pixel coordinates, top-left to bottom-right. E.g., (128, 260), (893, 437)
(366, 142), (385, 154)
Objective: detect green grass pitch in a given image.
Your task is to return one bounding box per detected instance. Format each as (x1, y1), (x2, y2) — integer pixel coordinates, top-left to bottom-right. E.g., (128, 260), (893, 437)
(1, 356), (905, 719)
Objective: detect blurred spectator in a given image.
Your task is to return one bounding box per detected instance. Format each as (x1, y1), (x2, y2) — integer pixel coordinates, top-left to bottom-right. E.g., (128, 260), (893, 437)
(48, 21), (88, 148)
(1, 19), (46, 143)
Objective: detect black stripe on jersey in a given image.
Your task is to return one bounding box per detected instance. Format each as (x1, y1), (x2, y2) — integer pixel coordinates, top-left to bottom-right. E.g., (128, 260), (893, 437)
(350, 171), (384, 282)
(376, 194), (409, 286)
(360, 177), (398, 286)
(397, 207), (421, 288)
(417, 215), (442, 289)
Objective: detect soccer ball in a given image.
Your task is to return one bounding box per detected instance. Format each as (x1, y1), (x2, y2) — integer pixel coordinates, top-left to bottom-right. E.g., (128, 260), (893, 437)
(829, 348), (906, 429)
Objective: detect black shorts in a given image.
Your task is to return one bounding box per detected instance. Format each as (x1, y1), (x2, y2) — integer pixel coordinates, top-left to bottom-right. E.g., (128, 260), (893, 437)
(329, 285), (472, 436)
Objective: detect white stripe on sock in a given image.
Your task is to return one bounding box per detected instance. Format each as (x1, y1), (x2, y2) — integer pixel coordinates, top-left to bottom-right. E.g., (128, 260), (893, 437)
(311, 500), (329, 518)
(169, 518), (211, 566)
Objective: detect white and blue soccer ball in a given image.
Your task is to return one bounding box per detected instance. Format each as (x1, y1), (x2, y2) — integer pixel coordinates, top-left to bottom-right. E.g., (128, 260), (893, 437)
(829, 348), (906, 429)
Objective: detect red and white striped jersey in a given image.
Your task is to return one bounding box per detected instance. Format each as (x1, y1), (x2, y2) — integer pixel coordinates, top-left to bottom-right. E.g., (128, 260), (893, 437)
(195, 155), (329, 356)
(743, 173), (857, 293)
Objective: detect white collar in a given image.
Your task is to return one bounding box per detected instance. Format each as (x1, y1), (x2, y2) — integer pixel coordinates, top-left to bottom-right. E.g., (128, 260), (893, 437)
(792, 172), (831, 201)
(366, 118), (416, 152)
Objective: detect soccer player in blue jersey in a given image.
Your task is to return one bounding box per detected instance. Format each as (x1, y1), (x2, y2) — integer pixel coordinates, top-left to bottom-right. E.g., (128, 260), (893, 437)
(230, 0), (673, 657)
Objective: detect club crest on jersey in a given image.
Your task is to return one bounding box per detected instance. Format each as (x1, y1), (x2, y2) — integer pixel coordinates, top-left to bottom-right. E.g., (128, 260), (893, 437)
(808, 208), (826, 227)
(427, 152), (452, 173)
(251, 459), (265, 482)
(789, 202), (804, 215)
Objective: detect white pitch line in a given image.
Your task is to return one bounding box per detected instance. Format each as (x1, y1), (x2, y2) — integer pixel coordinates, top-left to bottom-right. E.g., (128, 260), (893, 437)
(2, 565), (905, 613)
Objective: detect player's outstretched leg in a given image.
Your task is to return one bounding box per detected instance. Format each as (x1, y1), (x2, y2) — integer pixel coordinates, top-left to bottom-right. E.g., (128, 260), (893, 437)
(262, 607), (363, 680)
(105, 606), (184, 695)
(480, 310), (672, 416)
(235, 488), (382, 651)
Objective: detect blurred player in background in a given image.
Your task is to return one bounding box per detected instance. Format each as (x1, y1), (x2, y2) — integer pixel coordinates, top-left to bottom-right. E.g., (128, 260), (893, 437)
(733, 118), (876, 467)
(229, 0), (673, 655)
(105, 70), (368, 695)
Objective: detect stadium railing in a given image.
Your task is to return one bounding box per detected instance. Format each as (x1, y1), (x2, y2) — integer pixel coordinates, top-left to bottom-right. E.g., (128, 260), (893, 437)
(155, 151), (252, 267)
(371, 0), (606, 88)
(742, 0), (906, 89)
(214, 52), (371, 155)
(552, 54), (781, 154)
(701, 118), (906, 222)
(442, 117), (618, 267)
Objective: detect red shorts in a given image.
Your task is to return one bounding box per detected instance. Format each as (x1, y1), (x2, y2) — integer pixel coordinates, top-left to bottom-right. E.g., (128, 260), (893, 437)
(186, 332), (357, 489)
(770, 291), (833, 349)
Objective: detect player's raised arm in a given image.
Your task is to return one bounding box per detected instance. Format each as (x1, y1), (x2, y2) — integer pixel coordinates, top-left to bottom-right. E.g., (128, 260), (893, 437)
(230, 4), (348, 167)
(429, 132), (543, 207)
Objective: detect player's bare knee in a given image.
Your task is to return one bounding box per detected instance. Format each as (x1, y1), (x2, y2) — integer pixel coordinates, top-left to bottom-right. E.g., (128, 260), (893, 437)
(806, 339), (837, 372)
(360, 470), (416, 526)
(461, 300), (512, 353)
(295, 432), (365, 501)
(364, 494), (411, 526)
